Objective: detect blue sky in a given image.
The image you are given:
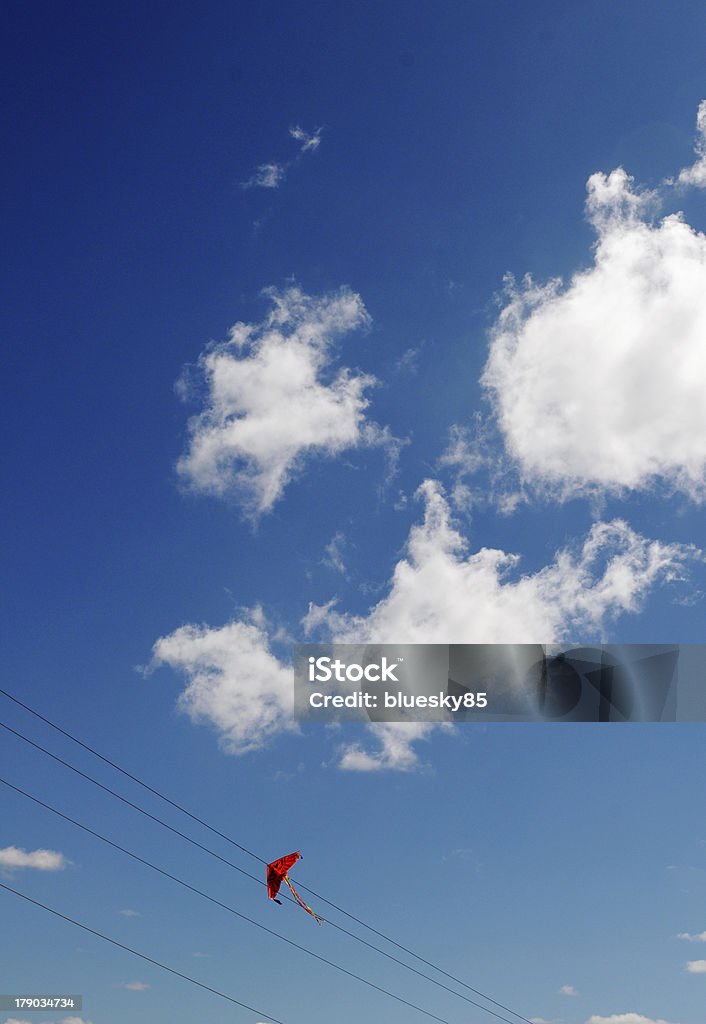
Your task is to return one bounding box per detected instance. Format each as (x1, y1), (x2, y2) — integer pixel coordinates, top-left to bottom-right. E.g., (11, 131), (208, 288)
(2, 2), (706, 1022)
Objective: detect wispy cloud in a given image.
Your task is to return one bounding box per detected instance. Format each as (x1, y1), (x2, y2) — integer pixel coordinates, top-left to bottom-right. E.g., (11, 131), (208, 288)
(678, 930), (706, 941)
(337, 722), (439, 772)
(586, 1016), (676, 1024)
(177, 285), (392, 516)
(5, 1018), (92, 1024)
(322, 532), (348, 575)
(483, 164), (706, 500)
(0, 846), (69, 872)
(674, 99), (706, 187)
(118, 908), (140, 917)
(115, 982), (150, 991)
(241, 124), (322, 188)
(242, 162), (286, 190)
(559, 984), (579, 996)
(289, 125), (322, 152)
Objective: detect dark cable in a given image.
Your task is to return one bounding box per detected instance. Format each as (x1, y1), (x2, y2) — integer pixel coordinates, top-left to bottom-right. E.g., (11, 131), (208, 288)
(0, 695), (536, 1024)
(1, 774), (508, 1024)
(0, 880), (285, 1023)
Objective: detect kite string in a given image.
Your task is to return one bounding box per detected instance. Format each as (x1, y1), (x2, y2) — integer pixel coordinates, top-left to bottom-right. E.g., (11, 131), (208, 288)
(284, 875), (324, 925)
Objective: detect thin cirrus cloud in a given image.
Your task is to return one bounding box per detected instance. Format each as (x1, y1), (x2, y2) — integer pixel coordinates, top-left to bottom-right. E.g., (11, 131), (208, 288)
(483, 149), (706, 500)
(0, 845), (69, 871)
(150, 482), (699, 769)
(242, 162), (286, 190)
(176, 286), (392, 516)
(241, 124), (322, 189)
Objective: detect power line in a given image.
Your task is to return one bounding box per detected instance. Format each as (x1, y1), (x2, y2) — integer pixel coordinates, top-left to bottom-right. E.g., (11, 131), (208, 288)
(1, 774), (503, 1024)
(0, 726), (521, 1024)
(0, 719), (264, 886)
(0, 692), (537, 1024)
(0, 687), (265, 864)
(0, 879), (285, 1023)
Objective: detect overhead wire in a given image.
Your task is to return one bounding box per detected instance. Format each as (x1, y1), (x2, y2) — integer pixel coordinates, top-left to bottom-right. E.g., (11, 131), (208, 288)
(0, 880), (286, 1024)
(0, 723), (523, 1024)
(0, 774), (515, 1024)
(0, 690), (537, 1024)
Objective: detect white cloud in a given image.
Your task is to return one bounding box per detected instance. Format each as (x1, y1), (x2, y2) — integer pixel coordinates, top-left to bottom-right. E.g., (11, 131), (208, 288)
(0, 846), (68, 871)
(483, 166), (706, 499)
(177, 286), (390, 515)
(322, 532), (347, 575)
(118, 908), (140, 917)
(242, 125), (322, 188)
(586, 1016), (675, 1024)
(676, 99), (706, 187)
(289, 125), (322, 152)
(153, 482), (698, 768)
(4, 1018), (92, 1024)
(117, 982), (150, 991)
(242, 162), (286, 189)
(686, 959), (706, 973)
(304, 481), (697, 768)
(337, 722), (438, 772)
(560, 984), (579, 996)
(678, 930), (706, 941)
(149, 610), (294, 755)
(307, 481), (697, 644)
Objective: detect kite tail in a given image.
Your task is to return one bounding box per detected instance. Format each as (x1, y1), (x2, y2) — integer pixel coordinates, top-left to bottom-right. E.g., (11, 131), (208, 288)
(283, 875), (325, 925)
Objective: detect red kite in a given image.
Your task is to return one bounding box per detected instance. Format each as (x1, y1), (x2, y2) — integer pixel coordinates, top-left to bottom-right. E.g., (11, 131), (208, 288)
(266, 851), (324, 924)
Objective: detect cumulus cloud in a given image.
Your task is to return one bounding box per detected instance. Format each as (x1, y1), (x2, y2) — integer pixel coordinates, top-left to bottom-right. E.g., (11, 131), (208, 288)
(483, 166), (706, 500)
(686, 959), (706, 973)
(675, 99), (706, 187)
(153, 480), (698, 768)
(559, 984), (579, 996)
(307, 481), (697, 644)
(0, 846), (68, 871)
(149, 610), (294, 755)
(678, 930), (706, 941)
(304, 482), (697, 767)
(586, 1016), (675, 1024)
(177, 286), (390, 515)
